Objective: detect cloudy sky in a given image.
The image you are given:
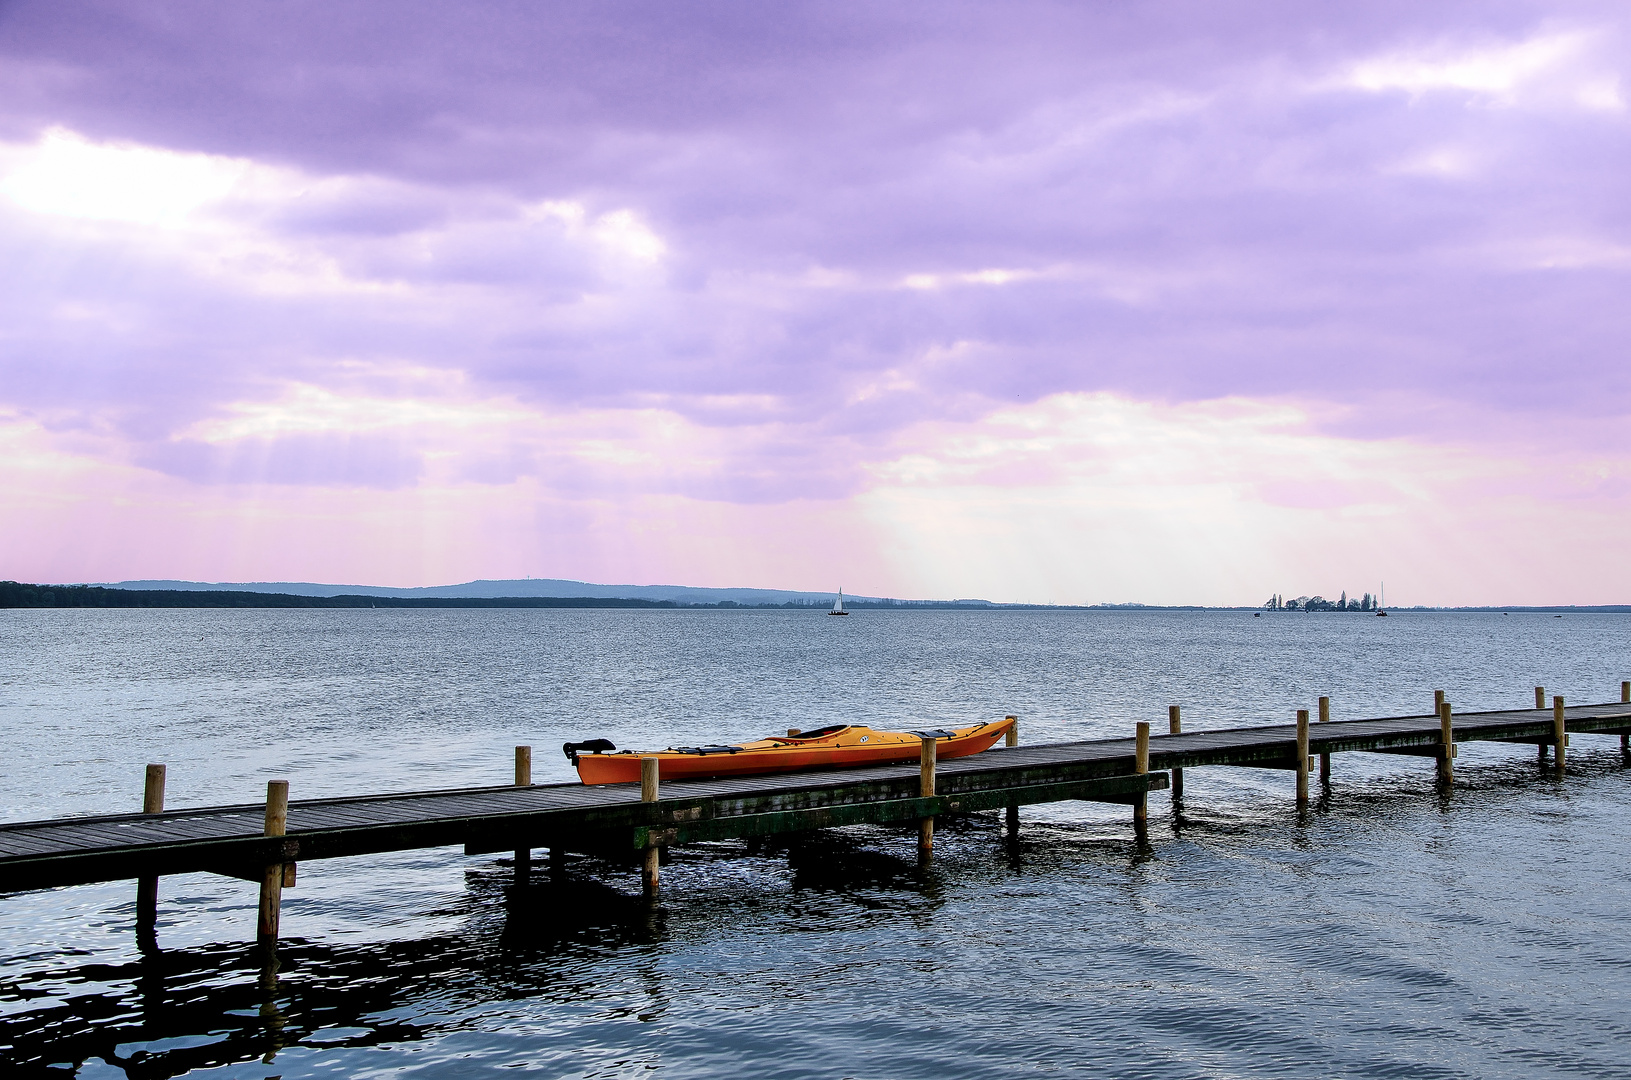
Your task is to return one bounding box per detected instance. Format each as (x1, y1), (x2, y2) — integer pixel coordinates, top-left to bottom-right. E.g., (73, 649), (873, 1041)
(1, 1), (1627, 604)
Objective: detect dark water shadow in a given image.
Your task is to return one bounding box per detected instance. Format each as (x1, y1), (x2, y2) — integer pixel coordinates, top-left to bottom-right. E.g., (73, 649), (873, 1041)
(0, 835), (960, 1078)
(0, 870), (667, 1078)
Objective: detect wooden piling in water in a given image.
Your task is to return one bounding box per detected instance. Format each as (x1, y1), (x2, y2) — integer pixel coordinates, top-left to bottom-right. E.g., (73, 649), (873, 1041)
(257, 780), (288, 944)
(1004, 718), (1020, 836)
(1536, 687), (1549, 760)
(1295, 710), (1310, 806)
(1553, 697), (1567, 773)
(514, 746), (532, 881)
(1622, 682), (1629, 757)
(136, 765), (165, 950)
(918, 736), (936, 859)
(1168, 706), (1183, 801)
(143, 764), (167, 814)
(640, 758), (660, 895)
(1437, 702), (1454, 786)
(1134, 722), (1150, 825)
(1318, 697), (1331, 782)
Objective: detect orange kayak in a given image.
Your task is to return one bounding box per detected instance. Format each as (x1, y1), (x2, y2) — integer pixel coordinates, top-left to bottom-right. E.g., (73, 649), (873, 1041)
(566, 716), (1016, 785)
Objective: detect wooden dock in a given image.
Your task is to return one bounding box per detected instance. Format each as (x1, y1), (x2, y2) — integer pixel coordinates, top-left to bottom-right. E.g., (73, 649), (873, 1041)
(3, 685), (1629, 951)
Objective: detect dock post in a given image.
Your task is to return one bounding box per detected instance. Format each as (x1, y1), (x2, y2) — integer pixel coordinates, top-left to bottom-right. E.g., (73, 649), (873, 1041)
(514, 746), (532, 882)
(136, 764), (165, 951)
(1434, 690), (1444, 715)
(1437, 702), (1454, 786)
(1318, 697), (1331, 782)
(1535, 687), (1549, 762)
(640, 757), (660, 896)
(1553, 697), (1567, 773)
(1004, 717), (1020, 836)
(1622, 682), (1629, 758)
(257, 780), (289, 945)
(918, 736), (936, 860)
(1295, 710), (1309, 807)
(1168, 706), (1183, 801)
(1134, 722), (1150, 827)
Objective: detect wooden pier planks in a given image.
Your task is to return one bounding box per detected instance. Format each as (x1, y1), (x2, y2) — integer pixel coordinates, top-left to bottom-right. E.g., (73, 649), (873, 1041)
(3, 701), (1630, 894)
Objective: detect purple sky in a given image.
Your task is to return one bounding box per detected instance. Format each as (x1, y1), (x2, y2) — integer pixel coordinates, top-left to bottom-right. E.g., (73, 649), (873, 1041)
(1, 2), (1628, 603)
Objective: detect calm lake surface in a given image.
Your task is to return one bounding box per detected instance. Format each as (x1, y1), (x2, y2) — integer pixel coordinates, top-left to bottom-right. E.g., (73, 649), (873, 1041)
(2, 608), (1630, 1078)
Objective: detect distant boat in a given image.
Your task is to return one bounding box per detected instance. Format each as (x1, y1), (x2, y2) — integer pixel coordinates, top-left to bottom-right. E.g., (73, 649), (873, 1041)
(829, 588), (849, 616)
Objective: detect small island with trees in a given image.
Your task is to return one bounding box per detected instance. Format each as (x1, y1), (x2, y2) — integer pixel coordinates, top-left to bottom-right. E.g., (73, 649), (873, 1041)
(1262, 592), (1376, 611)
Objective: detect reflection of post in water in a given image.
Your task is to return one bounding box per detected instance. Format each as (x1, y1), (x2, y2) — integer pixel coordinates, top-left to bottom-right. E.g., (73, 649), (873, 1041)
(137, 763), (166, 953)
(138, 939), (166, 1025)
(258, 945), (286, 1064)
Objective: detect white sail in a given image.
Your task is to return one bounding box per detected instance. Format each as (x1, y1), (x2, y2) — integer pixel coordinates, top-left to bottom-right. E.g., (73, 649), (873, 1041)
(831, 588), (845, 614)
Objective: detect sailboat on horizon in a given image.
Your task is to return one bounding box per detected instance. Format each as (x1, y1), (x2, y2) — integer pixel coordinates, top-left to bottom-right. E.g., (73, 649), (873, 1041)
(828, 588), (849, 616)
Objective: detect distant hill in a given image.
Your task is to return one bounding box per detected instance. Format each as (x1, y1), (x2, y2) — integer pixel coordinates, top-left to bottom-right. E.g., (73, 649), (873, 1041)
(4, 579), (1021, 610)
(99, 578), (886, 606)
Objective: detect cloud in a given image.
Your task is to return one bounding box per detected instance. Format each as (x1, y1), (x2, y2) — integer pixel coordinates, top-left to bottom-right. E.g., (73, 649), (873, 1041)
(1343, 27), (1625, 110)
(0, 2), (1627, 596)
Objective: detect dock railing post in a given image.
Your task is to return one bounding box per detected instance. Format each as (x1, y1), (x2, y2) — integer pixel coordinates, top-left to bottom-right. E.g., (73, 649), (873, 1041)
(513, 746), (532, 882)
(1438, 702), (1454, 786)
(640, 757), (660, 895)
(257, 780), (289, 945)
(1318, 697), (1331, 782)
(1295, 710), (1310, 807)
(918, 736), (936, 860)
(1536, 687), (1549, 762)
(1622, 682), (1630, 759)
(137, 764), (165, 951)
(1434, 690), (1444, 715)
(1553, 696), (1567, 773)
(1004, 717), (1020, 836)
(1168, 706), (1183, 802)
(1134, 722), (1150, 827)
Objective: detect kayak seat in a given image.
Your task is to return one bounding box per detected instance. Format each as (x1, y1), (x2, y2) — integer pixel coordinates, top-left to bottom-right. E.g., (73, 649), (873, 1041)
(562, 739), (617, 763)
(784, 725), (848, 740)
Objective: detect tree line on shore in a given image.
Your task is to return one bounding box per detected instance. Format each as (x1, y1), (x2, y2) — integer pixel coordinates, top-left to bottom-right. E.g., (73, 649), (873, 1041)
(1262, 591), (1376, 611)
(0, 581), (1020, 610)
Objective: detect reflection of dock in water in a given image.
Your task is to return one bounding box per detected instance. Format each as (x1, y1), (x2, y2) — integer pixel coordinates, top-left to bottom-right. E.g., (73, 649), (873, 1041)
(3, 683), (1630, 956)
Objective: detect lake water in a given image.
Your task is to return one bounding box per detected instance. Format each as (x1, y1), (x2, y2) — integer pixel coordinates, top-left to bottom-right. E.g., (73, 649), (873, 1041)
(2, 608), (1630, 1078)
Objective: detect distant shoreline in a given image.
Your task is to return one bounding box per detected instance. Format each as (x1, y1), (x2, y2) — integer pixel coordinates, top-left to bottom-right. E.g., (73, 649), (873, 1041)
(2, 582), (1628, 612)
